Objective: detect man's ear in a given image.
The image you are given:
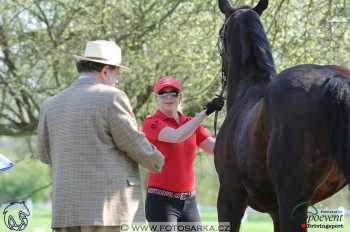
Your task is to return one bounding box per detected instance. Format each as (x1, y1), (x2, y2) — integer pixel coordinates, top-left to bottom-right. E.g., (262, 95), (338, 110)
(99, 65), (109, 80)
(101, 65), (109, 74)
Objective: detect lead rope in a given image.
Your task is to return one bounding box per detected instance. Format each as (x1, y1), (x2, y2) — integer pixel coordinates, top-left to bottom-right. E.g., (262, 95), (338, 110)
(214, 11), (234, 136)
(214, 64), (227, 136)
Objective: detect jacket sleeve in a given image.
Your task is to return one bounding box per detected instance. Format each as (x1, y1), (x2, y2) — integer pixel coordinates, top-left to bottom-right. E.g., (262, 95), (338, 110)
(108, 91), (164, 172)
(36, 102), (51, 164)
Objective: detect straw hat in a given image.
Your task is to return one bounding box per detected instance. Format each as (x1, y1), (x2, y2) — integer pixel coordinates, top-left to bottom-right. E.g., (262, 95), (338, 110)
(74, 40), (129, 70)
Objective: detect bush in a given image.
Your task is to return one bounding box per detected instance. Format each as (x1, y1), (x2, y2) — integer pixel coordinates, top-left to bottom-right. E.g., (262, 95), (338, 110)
(0, 159), (51, 204)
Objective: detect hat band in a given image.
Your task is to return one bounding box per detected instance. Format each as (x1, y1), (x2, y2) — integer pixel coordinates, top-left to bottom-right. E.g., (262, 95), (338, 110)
(85, 56), (110, 61)
(84, 56), (122, 66)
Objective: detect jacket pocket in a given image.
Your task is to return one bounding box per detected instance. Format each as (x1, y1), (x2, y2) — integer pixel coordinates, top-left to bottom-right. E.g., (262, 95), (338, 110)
(126, 176), (140, 186)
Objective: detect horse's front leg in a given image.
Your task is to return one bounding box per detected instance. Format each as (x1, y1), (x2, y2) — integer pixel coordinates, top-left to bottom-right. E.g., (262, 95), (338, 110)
(276, 191), (309, 232)
(270, 210), (281, 232)
(217, 179), (247, 232)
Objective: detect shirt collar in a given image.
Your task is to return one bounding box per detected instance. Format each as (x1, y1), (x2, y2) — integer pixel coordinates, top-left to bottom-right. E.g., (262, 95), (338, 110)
(154, 110), (187, 124)
(78, 73), (100, 81)
(71, 73), (103, 86)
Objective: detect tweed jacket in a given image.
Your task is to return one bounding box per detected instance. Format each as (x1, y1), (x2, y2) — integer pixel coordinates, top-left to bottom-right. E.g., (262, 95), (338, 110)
(37, 77), (164, 228)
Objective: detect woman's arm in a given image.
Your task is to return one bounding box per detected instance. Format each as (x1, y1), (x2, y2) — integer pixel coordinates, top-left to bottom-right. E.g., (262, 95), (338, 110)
(198, 136), (215, 154)
(158, 110), (207, 143)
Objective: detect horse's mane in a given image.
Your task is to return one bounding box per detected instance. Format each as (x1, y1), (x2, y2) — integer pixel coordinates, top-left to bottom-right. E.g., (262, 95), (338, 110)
(226, 9), (276, 80)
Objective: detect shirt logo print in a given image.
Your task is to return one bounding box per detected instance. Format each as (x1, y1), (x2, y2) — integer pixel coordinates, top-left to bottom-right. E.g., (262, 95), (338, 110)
(151, 120), (159, 129)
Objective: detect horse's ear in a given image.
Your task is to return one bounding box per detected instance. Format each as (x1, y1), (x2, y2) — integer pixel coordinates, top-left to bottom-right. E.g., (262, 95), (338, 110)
(253, 0), (269, 16)
(218, 0), (232, 14)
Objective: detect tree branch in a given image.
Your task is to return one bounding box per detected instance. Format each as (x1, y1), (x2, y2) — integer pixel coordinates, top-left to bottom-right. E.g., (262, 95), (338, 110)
(115, 0), (186, 42)
(133, 84), (154, 115)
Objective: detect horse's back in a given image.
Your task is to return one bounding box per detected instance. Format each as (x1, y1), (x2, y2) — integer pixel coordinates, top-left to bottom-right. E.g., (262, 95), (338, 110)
(268, 64), (336, 97)
(265, 64), (349, 126)
(268, 64), (350, 93)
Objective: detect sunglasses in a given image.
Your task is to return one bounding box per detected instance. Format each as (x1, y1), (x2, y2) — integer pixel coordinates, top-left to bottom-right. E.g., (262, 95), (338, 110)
(157, 90), (179, 97)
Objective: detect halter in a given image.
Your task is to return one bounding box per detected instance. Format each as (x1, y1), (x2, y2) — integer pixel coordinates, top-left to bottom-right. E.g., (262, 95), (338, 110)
(214, 11), (235, 136)
(218, 11), (236, 55)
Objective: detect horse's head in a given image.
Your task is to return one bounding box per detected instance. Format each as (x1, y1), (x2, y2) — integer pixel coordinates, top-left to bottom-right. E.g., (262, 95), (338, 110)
(219, 0), (268, 17)
(218, 0), (275, 82)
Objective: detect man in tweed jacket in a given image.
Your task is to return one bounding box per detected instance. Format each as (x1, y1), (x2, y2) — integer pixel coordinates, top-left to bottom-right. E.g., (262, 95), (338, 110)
(37, 41), (164, 232)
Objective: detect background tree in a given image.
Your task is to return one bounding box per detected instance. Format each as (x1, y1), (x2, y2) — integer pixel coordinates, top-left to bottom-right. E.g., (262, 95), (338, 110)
(0, 0), (349, 135)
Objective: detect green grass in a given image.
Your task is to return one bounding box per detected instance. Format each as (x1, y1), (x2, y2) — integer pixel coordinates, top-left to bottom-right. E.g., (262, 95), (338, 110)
(202, 211), (350, 232)
(0, 208), (348, 232)
(201, 211), (274, 232)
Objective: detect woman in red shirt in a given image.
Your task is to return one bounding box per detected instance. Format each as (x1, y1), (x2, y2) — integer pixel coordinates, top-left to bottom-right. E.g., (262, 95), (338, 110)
(142, 76), (224, 225)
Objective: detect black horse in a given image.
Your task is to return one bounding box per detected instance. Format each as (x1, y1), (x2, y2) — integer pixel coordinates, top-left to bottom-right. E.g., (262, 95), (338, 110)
(214, 0), (350, 231)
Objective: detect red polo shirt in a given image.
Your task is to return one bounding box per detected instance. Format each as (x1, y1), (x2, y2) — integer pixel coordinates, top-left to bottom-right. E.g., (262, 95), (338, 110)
(142, 110), (210, 192)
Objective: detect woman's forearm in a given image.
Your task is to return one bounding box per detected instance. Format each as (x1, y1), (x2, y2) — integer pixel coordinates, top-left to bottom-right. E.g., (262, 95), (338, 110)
(158, 110), (207, 143)
(199, 137), (215, 154)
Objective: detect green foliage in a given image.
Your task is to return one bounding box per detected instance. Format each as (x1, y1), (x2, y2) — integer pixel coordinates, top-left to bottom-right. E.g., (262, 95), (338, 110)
(0, 159), (51, 204)
(262, 0), (350, 70)
(0, 0), (222, 135)
(0, 0), (349, 135)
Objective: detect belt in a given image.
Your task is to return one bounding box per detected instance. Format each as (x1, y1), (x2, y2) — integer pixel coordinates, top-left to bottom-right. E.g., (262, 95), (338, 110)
(147, 187), (196, 200)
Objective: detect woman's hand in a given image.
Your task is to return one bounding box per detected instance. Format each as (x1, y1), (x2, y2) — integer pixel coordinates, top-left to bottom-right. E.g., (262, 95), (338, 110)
(204, 96), (225, 115)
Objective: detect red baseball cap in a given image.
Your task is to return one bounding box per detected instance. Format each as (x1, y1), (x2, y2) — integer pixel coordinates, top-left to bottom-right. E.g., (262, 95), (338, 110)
(154, 76), (181, 93)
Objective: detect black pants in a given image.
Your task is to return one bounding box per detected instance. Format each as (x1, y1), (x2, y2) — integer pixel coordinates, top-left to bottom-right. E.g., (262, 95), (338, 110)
(145, 193), (201, 223)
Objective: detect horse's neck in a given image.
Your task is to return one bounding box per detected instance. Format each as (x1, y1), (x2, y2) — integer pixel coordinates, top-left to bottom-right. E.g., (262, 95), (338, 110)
(226, 76), (269, 111)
